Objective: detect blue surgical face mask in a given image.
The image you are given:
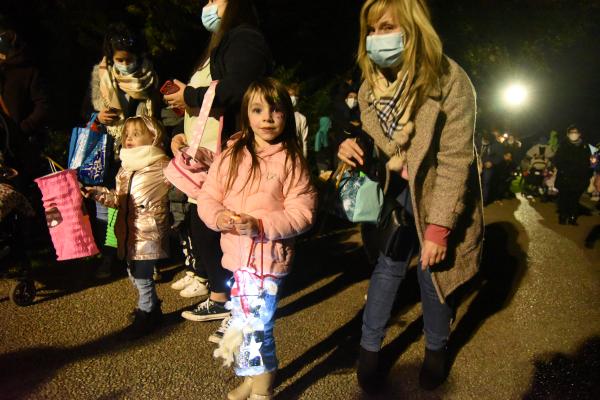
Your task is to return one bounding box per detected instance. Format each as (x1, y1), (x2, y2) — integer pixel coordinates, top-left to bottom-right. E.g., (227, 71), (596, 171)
(366, 32), (405, 69)
(114, 61), (138, 75)
(202, 4), (221, 32)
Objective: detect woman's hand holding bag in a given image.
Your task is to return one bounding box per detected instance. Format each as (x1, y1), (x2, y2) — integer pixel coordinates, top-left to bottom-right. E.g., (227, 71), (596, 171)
(164, 80), (222, 200)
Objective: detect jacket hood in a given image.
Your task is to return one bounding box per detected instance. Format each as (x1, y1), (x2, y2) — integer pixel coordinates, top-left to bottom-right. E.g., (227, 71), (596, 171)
(256, 141), (284, 158)
(226, 133), (286, 158)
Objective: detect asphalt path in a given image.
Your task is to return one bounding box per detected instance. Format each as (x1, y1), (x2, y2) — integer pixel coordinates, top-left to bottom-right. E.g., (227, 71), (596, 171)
(1, 196), (598, 399)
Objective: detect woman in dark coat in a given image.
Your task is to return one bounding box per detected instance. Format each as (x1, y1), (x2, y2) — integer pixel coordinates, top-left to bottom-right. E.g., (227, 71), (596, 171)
(164, 0), (272, 340)
(553, 125), (591, 225)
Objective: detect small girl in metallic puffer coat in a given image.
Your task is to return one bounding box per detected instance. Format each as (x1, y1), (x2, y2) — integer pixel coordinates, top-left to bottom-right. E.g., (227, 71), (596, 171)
(85, 115), (171, 339)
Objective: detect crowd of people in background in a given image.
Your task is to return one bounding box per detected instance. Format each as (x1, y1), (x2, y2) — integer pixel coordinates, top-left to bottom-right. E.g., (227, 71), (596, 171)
(478, 125), (600, 226)
(1, 0), (599, 398)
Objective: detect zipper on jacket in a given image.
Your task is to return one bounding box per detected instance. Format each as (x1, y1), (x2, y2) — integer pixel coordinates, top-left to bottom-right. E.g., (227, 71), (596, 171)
(123, 171), (135, 260)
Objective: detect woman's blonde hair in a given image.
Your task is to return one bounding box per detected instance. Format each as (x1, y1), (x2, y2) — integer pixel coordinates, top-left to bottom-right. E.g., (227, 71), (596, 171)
(357, 0), (445, 104)
(123, 115), (166, 147)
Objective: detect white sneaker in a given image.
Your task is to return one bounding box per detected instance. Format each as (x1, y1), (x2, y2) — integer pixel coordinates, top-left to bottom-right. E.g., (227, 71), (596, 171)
(208, 316), (232, 343)
(179, 276), (209, 298)
(170, 271), (195, 290)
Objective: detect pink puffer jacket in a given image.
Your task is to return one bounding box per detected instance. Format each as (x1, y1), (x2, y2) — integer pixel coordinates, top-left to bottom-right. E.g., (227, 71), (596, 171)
(196, 141), (317, 276)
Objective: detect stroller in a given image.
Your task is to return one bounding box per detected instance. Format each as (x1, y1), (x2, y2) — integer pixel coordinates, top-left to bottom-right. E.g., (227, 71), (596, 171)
(522, 143), (555, 200)
(0, 162), (37, 306)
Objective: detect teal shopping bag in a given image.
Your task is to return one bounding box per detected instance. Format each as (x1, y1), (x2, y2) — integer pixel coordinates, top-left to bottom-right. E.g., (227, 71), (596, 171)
(337, 169), (383, 223)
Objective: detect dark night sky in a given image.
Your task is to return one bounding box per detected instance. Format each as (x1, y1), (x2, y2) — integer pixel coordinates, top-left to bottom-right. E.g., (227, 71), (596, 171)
(3, 0), (600, 144)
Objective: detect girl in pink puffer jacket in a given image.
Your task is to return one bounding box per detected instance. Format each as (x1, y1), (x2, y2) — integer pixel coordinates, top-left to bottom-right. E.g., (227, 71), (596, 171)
(196, 78), (316, 400)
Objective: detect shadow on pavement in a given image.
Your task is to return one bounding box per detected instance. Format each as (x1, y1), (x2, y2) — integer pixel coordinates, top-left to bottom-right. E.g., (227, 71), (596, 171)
(25, 258), (128, 306)
(0, 310), (185, 398)
(447, 220), (528, 368)
(584, 224), (600, 249)
(21, 256), (185, 307)
(522, 336), (600, 400)
(275, 310), (363, 399)
(276, 224), (370, 318)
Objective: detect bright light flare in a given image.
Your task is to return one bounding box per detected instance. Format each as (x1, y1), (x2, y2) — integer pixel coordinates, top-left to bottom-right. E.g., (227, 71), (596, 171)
(503, 83), (528, 107)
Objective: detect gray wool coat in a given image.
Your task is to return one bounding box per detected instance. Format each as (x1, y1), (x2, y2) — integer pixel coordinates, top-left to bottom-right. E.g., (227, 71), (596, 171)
(358, 57), (484, 303)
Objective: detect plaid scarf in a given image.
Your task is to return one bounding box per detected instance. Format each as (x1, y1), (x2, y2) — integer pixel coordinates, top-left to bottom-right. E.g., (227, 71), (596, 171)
(372, 70), (414, 141)
(97, 57), (156, 142)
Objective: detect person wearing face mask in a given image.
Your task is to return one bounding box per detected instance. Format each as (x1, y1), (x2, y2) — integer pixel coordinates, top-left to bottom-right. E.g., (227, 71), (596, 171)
(287, 83), (308, 158)
(337, 0), (483, 392)
(553, 125), (592, 225)
(163, 0), (272, 340)
(503, 133), (522, 163)
(86, 23), (159, 144)
(331, 76), (363, 170)
(0, 15), (50, 195)
(479, 131), (504, 205)
(82, 23), (160, 279)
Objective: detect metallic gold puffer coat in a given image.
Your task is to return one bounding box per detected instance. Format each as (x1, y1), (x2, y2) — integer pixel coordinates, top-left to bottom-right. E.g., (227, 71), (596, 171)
(93, 157), (171, 261)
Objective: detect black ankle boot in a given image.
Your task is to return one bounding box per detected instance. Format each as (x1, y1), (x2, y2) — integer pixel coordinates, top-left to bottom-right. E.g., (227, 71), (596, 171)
(558, 215), (567, 225)
(149, 301), (163, 325)
(568, 216), (578, 226)
(124, 309), (153, 340)
(419, 347), (448, 390)
(357, 346), (381, 393)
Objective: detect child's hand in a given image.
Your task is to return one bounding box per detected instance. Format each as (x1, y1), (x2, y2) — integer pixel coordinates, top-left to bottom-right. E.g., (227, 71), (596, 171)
(216, 210), (238, 232)
(233, 214), (259, 237)
(81, 186), (96, 198)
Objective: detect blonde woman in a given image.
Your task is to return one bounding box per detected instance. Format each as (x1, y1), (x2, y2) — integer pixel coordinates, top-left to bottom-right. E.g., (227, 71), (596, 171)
(337, 0), (483, 392)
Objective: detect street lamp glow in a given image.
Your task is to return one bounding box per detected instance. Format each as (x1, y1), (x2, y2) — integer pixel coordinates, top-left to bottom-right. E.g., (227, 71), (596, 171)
(503, 83), (528, 107)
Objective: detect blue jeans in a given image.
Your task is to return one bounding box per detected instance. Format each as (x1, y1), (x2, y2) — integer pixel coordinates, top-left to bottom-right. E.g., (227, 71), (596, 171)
(127, 260), (159, 312)
(361, 253), (453, 352)
(231, 274), (281, 376)
(361, 186), (453, 352)
(95, 201), (109, 222)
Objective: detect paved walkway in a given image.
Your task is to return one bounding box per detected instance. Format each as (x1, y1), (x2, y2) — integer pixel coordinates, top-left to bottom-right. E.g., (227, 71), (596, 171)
(1, 196), (598, 399)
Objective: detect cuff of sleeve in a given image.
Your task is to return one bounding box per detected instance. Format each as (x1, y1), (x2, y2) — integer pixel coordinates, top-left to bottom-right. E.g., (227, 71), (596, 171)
(183, 86), (207, 109)
(424, 224), (450, 247)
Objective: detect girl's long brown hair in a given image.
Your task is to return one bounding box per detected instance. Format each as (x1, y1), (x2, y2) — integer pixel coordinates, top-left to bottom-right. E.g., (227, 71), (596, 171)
(357, 0), (446, 106)
(222, 78), (306, 194)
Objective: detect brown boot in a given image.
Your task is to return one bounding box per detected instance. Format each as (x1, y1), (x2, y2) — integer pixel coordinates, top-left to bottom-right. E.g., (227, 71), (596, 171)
(248, 371), (276, 400)
(227, 376), (253, 400)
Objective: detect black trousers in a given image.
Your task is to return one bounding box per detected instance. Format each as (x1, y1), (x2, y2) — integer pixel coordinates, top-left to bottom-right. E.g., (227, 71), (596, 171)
(557, 189), (583, 217)
(187, 203), (231, 293)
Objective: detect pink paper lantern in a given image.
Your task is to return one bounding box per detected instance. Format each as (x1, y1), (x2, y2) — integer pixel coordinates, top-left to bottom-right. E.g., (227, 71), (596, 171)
(35, 169), (99, 260)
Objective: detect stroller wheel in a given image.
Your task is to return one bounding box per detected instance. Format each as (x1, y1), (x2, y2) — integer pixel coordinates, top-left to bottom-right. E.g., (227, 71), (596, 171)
(9, 279), (36, 307)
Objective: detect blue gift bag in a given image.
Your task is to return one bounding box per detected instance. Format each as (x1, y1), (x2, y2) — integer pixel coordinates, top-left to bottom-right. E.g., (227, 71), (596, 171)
(68, 113), (109, 185)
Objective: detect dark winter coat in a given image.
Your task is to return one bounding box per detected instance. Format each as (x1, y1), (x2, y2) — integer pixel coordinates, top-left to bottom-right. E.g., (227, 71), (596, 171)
(480, 139), (504, 166)
(0, 46), (50, 162)
(554, 140), (591, 193)
(331, 97), (362, 147)
(181, 24), (272, 143)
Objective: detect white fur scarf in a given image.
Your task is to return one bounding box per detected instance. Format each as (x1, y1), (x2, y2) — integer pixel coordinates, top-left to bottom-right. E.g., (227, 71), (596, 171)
(119, 145), (166, 172)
